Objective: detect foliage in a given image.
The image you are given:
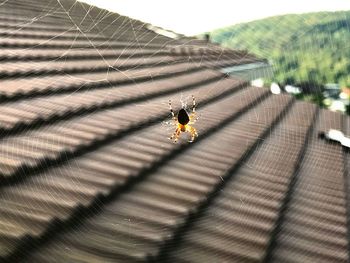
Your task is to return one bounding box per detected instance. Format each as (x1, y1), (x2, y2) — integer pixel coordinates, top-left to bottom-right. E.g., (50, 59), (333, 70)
(208, 11), (350, 88)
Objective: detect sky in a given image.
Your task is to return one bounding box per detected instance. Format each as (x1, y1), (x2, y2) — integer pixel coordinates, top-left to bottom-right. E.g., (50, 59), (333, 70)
(79, 0), (350, 36)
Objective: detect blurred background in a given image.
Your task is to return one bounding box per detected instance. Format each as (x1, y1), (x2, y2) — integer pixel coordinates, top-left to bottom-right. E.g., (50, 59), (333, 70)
(82, 0), (350, 113)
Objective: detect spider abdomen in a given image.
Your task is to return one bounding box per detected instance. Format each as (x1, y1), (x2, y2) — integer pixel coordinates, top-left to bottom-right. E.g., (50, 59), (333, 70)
(178, 109), (190, 125)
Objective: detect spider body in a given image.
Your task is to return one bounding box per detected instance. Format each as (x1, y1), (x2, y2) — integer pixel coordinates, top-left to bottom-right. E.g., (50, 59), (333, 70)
(177, 109), (190, 126)
(168, 95), (198, 143)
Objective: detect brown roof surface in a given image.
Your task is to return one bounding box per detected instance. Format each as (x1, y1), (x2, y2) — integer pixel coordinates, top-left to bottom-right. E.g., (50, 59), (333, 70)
(0, 0), (349, 262)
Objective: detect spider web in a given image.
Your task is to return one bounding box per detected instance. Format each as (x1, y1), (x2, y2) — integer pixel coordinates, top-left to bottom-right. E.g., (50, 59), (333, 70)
(0, 0), (248, 224)
(2, 0), (347, 199)
(1, 0), (344, 196)
(1, 0), (349, 260)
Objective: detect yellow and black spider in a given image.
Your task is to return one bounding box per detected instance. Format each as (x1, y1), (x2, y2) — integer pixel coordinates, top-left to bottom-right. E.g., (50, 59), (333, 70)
(168, 95), (198, 143)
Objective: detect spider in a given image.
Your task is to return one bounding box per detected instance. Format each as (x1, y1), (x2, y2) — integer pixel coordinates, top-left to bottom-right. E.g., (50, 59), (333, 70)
(168, 95), (198, 143)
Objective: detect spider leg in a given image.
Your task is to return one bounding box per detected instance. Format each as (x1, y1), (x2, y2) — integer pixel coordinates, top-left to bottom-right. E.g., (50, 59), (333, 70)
(192, 95), (196, 113)
(188, 95), (198, 124)
(189, 113), (197, 124)
(187, 125), (198, 142)
(168, 100), (177, 123)
(170, 127), (181, 142)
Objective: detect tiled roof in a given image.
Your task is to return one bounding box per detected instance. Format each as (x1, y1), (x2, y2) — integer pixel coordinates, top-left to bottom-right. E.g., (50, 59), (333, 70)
(0, 0), (349, 262)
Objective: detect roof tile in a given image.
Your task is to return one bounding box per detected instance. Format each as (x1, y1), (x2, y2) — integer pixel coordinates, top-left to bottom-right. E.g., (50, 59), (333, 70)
(0, 0), (347, 262)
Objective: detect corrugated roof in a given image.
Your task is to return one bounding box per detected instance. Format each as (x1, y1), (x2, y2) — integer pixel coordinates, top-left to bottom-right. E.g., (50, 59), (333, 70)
(0, 0), (349, 262)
